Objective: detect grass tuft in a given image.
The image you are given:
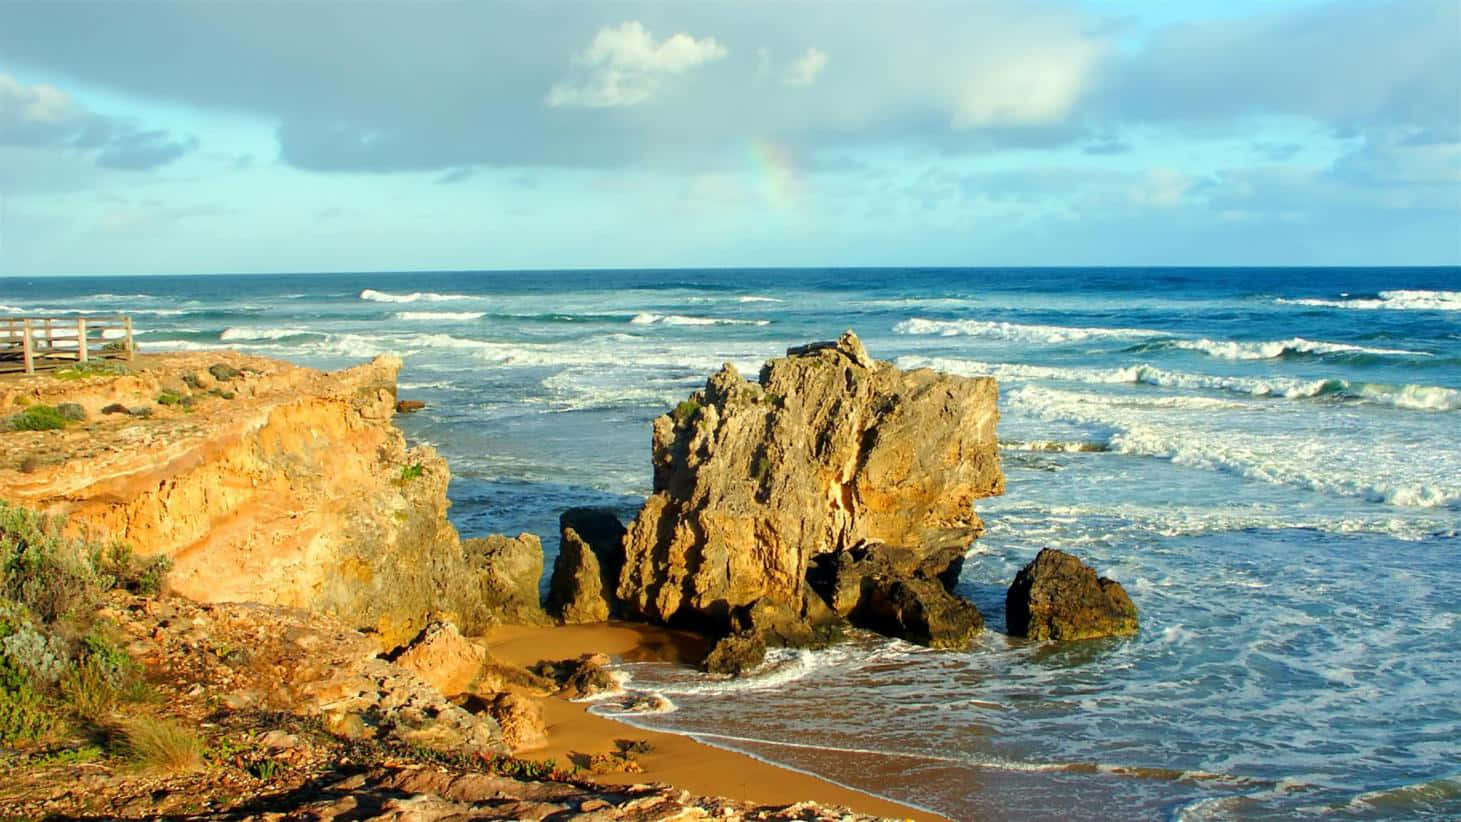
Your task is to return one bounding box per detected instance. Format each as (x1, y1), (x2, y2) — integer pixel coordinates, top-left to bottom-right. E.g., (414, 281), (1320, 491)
(119, 716), (205, 773)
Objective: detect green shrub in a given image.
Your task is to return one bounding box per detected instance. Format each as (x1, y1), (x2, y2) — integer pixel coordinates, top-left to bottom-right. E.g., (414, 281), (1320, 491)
(0, 503), (104, 623)
(7, 405), (69, 431)
(399, 463), (425, 481)
(0, 680), (60, 742)
(672, 399), (701, 424)
(155, 390), (185, 406)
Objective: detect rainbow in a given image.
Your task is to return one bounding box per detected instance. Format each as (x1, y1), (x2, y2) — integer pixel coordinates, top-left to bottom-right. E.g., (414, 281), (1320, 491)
(747, 138), (803, 212)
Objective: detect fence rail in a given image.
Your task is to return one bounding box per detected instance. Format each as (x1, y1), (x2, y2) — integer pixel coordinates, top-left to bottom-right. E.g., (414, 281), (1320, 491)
(0, 315), (135, 375)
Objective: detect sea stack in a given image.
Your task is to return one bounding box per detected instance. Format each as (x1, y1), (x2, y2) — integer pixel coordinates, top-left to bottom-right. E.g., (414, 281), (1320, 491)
(617, 330), (1003, 652)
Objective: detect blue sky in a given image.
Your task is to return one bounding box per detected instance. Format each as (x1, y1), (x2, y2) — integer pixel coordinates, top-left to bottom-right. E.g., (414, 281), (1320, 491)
(0, 0), (1457, 275)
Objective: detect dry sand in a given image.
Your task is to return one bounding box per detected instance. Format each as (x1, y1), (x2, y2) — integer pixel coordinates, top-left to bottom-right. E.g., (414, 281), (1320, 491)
(489, 622), (945, 821)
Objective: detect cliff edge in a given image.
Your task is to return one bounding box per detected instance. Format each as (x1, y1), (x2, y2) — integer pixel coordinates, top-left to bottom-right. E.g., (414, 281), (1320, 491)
(0, 352), (486, 647)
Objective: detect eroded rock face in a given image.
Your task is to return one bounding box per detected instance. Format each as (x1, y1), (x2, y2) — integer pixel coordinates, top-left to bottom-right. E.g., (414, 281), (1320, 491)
(617, 331), (1002, 644)
(808, 541), (982, 649)
(546, 508), (626, 624)
(1006, 548), (1138, 640)
(0, 353), (495, 647)
(465, 532), (548, 626)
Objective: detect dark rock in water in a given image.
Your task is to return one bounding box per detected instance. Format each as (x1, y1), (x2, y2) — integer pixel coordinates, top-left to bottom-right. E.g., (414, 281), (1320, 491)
(702, 632), (767, 676)
(530, 654), (617, 698)
(617, 330), (1002, 648)
(806, 540), (979, 648)
(547, 508), (626, 624)
(463, 532), (548, 626)
(728, 595), (843, 648)
(855, 577), (984, 650)
(1006, 548), (1138, 640)
(395, 399), (426, 413)
(208, 363), (240, 382)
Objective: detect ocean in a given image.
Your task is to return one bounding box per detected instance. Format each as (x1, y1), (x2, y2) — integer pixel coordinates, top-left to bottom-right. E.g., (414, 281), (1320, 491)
(4, 267), (1458, 820)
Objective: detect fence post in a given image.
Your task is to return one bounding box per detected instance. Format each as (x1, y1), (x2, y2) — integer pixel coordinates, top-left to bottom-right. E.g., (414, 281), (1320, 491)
(123, 315), (134, 360)
(76, 317), (89, 363)
(22, 319), (33, 374)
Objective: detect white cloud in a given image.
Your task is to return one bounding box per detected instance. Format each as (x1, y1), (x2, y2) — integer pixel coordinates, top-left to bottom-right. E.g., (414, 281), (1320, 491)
(948, 38), (1104, 128)
(785, 47), (828, 87)
(0, 73), (83, 129)
(1129, 167), (1193, 208)
(547, 21), (728, 108)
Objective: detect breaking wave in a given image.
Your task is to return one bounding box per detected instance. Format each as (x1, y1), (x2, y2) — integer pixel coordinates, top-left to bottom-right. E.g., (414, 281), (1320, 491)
(630, 313), (770, 327)
(359, 288), (471, 303)
(392, 311), (487, 321)
(894, 317), (1162, 344)
(1134, 337), (1431, 361)
(1277, 289), (1461, 312)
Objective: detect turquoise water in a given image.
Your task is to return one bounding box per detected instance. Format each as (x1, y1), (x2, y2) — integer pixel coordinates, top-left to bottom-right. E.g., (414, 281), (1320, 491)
(4, 268), (1459, 819)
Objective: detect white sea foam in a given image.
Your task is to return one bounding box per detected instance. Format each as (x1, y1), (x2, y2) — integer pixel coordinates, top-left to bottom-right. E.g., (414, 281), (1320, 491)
(219, 327), (322, 341)
(392, 311), (486, 321)
(0, 304), (22, 312)
(1169, 337), (1427, 360)
(639, 648), (825, 696)
(898, 355), (1460, 411)
(630, 312), (770, 327)
(893, 317), (1162, 344)
(1277, 289), (1461, 311)
(359, 288), (470, 303)
(1005, 384), (1461, 507)
(737, 295), (783, 303)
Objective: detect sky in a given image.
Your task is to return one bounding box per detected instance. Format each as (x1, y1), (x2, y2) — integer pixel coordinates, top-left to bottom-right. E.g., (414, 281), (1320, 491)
(0, 0), (1458, 275)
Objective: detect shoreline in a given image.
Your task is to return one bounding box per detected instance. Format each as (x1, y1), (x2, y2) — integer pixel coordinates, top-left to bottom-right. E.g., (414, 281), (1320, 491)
(490, 622), (948, 822)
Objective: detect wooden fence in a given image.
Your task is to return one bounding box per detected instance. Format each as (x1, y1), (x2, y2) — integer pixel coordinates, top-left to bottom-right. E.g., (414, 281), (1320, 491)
(0, 315), (135, 375)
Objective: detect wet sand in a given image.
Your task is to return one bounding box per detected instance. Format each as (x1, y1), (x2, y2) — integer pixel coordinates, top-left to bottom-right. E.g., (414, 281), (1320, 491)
(489, 622), (945, 821)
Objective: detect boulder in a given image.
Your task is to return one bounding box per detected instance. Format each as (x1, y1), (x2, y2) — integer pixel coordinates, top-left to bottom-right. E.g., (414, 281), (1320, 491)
(464, 532), (548, 625)
(1005, 549), (1138, 640)
(617, 331), (1002, 645)
(855, 577), (984, 650)
(395, 399), (427, 413)
(487, 692), (548, 752)
(546, 508), (626, 624)
(702, 632), (767, 676)
(391, 621), (488, 696)
(807, 540), (980, 648)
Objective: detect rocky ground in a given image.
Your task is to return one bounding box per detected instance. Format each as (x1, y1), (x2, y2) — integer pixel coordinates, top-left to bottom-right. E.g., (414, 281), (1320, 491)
(0, 590), (891, 821)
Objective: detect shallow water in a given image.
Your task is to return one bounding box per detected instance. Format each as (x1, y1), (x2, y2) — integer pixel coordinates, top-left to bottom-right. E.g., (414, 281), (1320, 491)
(5, 267), (1458, 819)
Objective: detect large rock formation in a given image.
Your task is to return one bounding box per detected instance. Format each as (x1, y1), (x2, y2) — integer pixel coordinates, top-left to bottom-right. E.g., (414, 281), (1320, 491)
(1006, 548), (1139, 640)
(0, 352), (492, 648)
(617, 331), (1002, 648)
(547, 507), (626, 624)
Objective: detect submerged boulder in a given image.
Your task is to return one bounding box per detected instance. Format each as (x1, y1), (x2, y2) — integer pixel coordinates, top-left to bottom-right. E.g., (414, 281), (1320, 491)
(547, 508), (627, 624)
(464, 532), (548, 626)
(1005, 549), (1138, 640)
(617, 330), (1002, 647)
(702, 632), (767, 676)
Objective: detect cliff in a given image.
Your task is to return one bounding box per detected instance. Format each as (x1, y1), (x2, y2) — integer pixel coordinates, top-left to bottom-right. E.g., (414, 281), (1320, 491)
(0, 352), (487, 648)
(616, 331), (1004, 649)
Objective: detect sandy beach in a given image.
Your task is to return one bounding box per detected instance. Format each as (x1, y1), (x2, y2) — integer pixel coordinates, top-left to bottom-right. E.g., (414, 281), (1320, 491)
(490, 623), (946, 821)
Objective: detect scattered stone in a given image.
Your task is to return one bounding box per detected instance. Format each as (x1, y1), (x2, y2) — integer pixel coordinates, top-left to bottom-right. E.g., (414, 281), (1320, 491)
(102, 402), (129, 415)
(547, 508), (626, 624)
(390, 621), (488, 696)
(1006, 548), (1138, 641)
(464, 532), (549, 625)
(395, 399), (426, 413)
(529, 654), (617, 698)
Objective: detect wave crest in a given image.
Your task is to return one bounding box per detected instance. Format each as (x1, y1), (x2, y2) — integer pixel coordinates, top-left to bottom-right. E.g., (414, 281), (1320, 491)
(359, 288), (470, 303)
(894, 317), (1161, 344)
(1276, 289), (1461, 312)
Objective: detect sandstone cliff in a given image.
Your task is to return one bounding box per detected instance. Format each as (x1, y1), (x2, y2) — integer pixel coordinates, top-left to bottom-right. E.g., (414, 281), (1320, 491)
(617, 331), (1003, 646)
(0, 352), (489, 648)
